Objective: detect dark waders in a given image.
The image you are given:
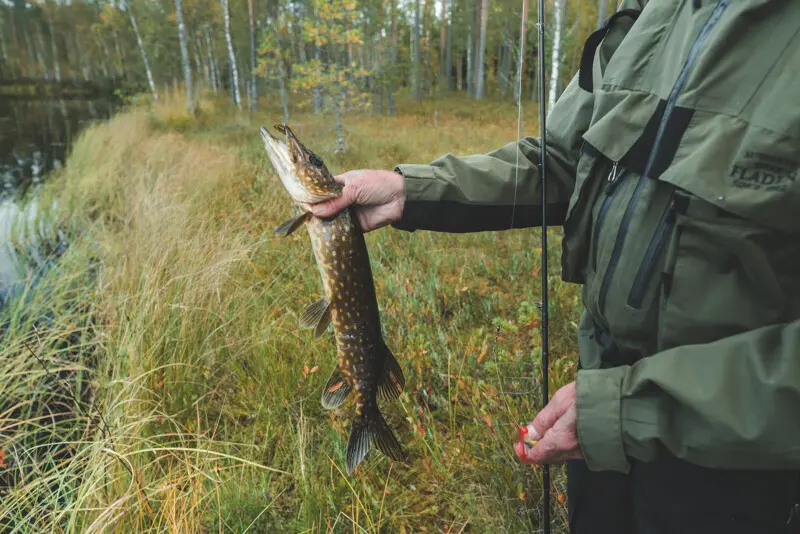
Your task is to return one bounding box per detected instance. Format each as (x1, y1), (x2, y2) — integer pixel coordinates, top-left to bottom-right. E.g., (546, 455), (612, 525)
(567, 320), (800, 534)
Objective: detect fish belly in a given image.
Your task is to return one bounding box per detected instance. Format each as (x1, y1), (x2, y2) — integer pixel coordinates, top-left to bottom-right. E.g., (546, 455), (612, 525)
(306, 209), (382, 390)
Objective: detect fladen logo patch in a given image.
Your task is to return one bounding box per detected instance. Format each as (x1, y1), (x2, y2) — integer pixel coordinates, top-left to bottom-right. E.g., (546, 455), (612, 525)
(731, 152), (797, 192)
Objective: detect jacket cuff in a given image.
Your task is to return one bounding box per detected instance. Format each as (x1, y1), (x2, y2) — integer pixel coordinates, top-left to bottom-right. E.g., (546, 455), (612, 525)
(391, 164), (438, 232)
(576, 367), (631, 473)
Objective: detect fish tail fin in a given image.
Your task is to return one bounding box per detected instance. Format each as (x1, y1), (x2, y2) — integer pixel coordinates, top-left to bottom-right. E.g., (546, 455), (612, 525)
(345, 404), (405, 475)
(377, 341), (406, 403)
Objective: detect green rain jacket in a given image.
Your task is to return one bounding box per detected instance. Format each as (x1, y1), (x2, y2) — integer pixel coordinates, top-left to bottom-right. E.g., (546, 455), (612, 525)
(394, 0), (800, 474)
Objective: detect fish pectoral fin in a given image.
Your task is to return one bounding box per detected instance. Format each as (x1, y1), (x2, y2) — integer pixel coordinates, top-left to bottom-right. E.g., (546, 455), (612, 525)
(321, 367), (352, 409)
(299, 298), (332, 338)
(345, 407), (405, 475)
(274, 213), (310, 237)
(377, 342), (406, 402)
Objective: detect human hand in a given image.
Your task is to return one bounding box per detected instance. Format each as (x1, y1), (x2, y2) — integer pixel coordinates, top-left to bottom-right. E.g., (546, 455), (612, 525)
(309, 169), (406, 232)
(514, 381), (584, 464)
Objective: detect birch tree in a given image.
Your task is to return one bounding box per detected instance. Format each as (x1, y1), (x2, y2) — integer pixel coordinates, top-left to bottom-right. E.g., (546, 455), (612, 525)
(514, 0), (528, 105)
(126, 1), (158, 100)
(247, 0), (257, 110)
(221, 0), (241, 109)
(596, 0), (607, 28)
(474, 0), (488, 99)
(547, 0), (564, 109)
(412, 0), (421, 100)
(173, 0), (193, 112)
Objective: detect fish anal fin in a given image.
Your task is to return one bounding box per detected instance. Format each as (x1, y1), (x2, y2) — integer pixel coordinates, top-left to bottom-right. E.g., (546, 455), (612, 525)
(299, 298), (332, 337)
(274, 213), (309, 237)
(321, 366), (352, 409)
(377, 342), (406, 403)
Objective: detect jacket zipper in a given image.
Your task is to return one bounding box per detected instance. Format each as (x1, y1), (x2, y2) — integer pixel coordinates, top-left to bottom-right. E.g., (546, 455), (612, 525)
(626, 197), (676, 308)
(592, 163), (626, 270)
(596, 0), (730, 316)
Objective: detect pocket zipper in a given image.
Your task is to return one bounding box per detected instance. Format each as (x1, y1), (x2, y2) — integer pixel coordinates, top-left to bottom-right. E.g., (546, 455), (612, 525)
(592, 162), (626, 270)
(626, 196), (676, 309)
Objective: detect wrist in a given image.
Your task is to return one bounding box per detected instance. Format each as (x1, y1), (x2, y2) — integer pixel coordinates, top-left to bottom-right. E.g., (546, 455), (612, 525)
(389, 171), (406, 224)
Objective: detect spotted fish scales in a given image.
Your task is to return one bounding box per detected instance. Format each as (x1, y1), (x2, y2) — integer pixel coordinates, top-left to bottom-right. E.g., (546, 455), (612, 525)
(260, 124), (406, 475)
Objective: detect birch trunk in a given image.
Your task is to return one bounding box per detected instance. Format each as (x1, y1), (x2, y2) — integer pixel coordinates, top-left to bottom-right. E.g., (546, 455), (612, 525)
(597, 0), (608, 29)
(439, 0), (447, 89)
(0, 29), (9, 78)
(474, 0), (488, 99)
(445, 7), (452, 91)
(221, 0), (241, 109)
(204, 26), (218, 93)
(514, 0), (528, 104)
(128, 4), (158, 100)
(412, 0), (421, 100)
(270, 24), (290, 124)
(173, 0), (193, 113)
(195, 34), (209, 88)
(456, 49), (463, 91)
(466, 32), (473, 96)
(247, 0), (257, 110)
(387, 1), (397, 114)
(547, 0), (564, 110)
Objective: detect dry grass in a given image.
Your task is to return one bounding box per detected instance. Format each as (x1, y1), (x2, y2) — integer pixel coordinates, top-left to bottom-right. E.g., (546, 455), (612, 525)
(0, 89), (582, 532)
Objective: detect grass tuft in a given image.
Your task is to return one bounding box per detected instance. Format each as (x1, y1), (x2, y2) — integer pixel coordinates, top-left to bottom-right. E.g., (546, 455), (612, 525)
(1, 93), (580, 532)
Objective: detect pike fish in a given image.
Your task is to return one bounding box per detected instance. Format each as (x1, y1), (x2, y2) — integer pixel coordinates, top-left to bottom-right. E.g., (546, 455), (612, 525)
(260, 124), (406, 475)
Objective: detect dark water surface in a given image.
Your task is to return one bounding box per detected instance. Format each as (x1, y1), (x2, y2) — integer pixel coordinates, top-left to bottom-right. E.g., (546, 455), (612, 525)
(0, 93), (117, 295)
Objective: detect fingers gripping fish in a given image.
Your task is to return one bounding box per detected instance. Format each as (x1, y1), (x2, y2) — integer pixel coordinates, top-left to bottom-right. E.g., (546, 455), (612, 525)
(260, 124), (406, 475)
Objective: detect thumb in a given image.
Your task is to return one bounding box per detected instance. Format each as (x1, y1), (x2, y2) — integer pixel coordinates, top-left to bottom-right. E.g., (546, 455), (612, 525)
(530, 401), (565, 439)
(310, 188), (353, 218)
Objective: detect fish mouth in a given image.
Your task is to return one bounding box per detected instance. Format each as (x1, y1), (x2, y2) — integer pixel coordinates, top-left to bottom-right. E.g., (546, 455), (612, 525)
(260, 124), (341, 205)
(260, 125), (294, 180)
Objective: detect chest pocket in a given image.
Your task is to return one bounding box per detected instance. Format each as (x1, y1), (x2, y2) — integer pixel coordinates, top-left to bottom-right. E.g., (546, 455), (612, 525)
(657, 194), (800, 352)
(582, 0), (800, 236)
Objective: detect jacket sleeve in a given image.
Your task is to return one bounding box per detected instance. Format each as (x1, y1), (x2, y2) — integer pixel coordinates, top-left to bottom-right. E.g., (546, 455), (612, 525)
(392, 1), (644, 233)
(577, 319), (800, 473)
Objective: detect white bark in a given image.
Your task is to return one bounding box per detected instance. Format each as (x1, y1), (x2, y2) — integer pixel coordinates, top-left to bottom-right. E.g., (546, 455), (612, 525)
(514, 0), (528, 104)
(221, 0), (241, 110)
(412, 0), (421, 100)
(195, 34), (210, 88)
(204, 26), (219, 92)
(475, 0), (488, 99)
(547, 0), (564, 110)
(128, 4), (158, 100)
(173, 0), (193, 112)
(247, 0), (257, 110)
(271, 24), (290, 124)
(596, 0), (608, 29)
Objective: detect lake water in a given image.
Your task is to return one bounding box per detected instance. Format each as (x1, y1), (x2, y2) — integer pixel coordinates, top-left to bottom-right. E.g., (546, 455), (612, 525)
(0, 95), (116, 298)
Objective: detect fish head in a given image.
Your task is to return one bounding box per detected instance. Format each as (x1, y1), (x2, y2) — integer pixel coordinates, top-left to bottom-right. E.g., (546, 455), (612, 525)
(260, 124), (342, 206)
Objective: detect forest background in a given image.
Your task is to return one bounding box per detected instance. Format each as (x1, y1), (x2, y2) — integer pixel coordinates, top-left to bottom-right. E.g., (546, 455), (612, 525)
(1, 0), (610, 531)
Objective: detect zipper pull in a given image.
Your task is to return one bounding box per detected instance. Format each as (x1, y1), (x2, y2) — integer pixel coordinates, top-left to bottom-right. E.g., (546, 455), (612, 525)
(607, 161), (619, 183)
(605, 162), (625, 195)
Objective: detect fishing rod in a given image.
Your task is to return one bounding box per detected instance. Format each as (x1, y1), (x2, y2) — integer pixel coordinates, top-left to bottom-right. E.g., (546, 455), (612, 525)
(536, 0), (551, 531)
(512, 0), (550, 529)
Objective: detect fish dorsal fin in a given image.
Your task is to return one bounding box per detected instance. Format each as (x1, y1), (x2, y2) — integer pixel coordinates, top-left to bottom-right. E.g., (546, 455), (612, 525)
(377, 342), (405, 402)
(299, 298), (331, 338)
(321, 366), (352, 409)
(274, 213), (310, 237)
